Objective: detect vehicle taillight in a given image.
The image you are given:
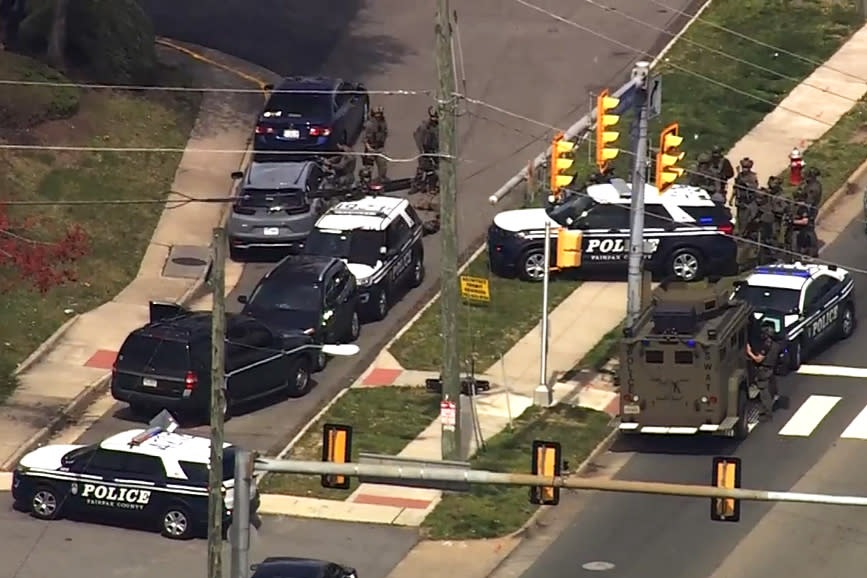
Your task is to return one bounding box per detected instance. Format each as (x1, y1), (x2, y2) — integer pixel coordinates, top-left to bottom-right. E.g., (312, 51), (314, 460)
(309, 126), (331, 137)
(718, 224), (733, 235)
(255, 125), (275, 135)
(185, 371), (198, 390)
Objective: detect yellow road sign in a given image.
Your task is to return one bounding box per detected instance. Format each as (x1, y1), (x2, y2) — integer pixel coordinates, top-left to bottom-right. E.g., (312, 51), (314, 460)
(459, 275), (490, 303)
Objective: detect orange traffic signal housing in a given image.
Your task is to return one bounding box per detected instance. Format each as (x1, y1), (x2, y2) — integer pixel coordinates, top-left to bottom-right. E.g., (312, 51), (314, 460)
(321, 423), (353, 489)
(655, 122), (685, 192)
(711, 456), (741, 522)
(530, 440), (562, 505)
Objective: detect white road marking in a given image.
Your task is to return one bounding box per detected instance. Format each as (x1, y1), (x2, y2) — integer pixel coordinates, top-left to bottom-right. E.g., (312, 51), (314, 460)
(48, 392), (117, 445)
(797, 364), (867, 378)
(582, 562), (616, 571)
(840, 405), (867, 440)
(778, 395), (841, 437)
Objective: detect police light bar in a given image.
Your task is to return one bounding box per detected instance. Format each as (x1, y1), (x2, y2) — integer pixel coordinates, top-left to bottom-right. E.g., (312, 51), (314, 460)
(129, 409), (180, 446)
(331, 207), (389, 218)
(754, 267), (811, 278)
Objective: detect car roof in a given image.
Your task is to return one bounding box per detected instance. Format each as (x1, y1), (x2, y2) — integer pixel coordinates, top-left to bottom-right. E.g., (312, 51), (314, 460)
(267, 254), (338, 283)
(100, 429), (231, 462)
(745, 262), (849, 291)
(316, 195), (407, 232)
(276, 76), (340, 91)
(245, 161), (312, 190)
(586, 180), (716, 207)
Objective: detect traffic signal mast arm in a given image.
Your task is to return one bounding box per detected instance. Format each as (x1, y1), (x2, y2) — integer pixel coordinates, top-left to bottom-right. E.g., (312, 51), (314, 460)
(595, 89), (621, 171)
(255, 458), (867, 508)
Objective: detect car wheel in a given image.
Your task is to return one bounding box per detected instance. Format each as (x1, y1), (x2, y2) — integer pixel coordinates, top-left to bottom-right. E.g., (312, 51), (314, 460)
(345, 310), (361, 342)
(369, 289), (389, 321)
(667, 247), (703, 282)
(840, 303), (855, 339)
(161, 504), (194, 540)
(518, 248), (546, 282)
(30, 485), (62, 520)
(789, 339), (803, 371)
(410, 253), (425, 288)
(286, 358), (313, 398)
(314, 350), (329, 371)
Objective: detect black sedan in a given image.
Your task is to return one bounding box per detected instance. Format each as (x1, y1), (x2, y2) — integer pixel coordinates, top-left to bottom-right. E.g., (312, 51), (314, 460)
(251, 558), (357, 578)
(254, 75), (369, 157)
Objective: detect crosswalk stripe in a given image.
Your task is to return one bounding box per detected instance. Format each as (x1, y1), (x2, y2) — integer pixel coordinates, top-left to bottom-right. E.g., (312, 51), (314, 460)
(797, 364), (867, 378)
(841, 405), (867, 440)
(778, 395), (841, 437)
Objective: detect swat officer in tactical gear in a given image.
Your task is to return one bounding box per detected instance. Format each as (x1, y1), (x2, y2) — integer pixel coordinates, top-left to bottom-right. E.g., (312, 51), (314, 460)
(688, 152), (717, 192)
(587, 165), (615, 185)
(710, 146), (734, 197)
(363, 106), (389, 182)
(789, 189), (819, 258)
(747, 320), (781, 421)
(326, 142), (357, 190)
(800, 166), (823, 207)
(731, 157), (759, 233)
(766, 176), (788, 256)
(412, 106), (439, 195)
(754, 187), (777, 264)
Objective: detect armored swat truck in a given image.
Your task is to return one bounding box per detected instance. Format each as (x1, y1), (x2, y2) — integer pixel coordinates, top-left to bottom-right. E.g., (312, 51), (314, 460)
(617, 280), (762, 439)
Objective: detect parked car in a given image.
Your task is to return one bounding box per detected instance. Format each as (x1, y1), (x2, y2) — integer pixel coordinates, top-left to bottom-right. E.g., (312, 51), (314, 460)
(250, 558), (357, 578)
(239, 255), (360, 370)
(253, 76), (369, 158)
(227, 160), (329, 260)
(110, 302), (320, 419)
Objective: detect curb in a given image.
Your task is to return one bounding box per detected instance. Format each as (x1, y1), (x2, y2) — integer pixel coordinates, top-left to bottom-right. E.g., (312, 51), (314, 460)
(817, 156), (867, 224)
(13, 314), (80, 377)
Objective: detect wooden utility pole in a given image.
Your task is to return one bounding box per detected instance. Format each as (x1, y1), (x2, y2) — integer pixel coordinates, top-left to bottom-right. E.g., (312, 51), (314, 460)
(435, 0), (461, 460)
(208, 227), (227, 578)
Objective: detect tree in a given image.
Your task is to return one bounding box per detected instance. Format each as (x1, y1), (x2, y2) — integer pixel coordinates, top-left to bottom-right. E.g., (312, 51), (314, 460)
(45, 0), (66, 67)
(0, 204), (88, 293)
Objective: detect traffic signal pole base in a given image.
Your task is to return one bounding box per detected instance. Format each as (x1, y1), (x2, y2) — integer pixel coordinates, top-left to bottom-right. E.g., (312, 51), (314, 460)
(534, 385), (553, 407)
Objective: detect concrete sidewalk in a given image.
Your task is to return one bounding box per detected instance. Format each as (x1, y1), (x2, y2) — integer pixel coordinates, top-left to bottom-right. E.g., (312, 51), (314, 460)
(0, 43), (277, 470)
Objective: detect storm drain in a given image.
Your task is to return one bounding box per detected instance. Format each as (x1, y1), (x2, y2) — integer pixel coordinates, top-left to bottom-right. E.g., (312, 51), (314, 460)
(163, 245), (211, 279)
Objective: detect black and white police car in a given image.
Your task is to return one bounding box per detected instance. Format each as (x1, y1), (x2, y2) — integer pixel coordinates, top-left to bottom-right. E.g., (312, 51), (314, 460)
(303, 195), (425, 321)
(11, 411), (259, 540)
(732, 262), (856, 371)
(487, 179), (738, 282)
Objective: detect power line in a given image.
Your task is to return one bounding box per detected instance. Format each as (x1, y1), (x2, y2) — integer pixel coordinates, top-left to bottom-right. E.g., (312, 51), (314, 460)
(580, 0), (863, 107)
(511, 0), (838, 130)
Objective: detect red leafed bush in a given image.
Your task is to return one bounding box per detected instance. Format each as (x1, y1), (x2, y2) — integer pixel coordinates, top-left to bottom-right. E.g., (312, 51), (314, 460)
(0, 204), (89, 293)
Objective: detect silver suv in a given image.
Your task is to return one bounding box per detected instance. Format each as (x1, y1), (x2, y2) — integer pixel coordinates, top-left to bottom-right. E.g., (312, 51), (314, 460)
(227, 161), (328, 260)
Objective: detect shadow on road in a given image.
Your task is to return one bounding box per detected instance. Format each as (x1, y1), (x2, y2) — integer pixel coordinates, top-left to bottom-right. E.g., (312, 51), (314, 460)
(610, 434), (743, 456)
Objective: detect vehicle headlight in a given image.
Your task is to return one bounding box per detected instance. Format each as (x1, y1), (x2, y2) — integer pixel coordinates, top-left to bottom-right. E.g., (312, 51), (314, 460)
(357, 276), (373, 287)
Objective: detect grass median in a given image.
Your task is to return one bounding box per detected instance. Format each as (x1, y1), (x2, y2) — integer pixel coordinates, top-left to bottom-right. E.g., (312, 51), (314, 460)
(420, 404), (611, 540)
(258, 387), (440, 499)
(0, 51), (200, 402)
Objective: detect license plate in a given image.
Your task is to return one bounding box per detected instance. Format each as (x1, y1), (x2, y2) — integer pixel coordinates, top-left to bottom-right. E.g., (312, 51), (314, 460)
(283, 129), (300, 139)
(263, 227), (279, 236)
(623, 404), (641, 415)
(142, 377), (157, 388)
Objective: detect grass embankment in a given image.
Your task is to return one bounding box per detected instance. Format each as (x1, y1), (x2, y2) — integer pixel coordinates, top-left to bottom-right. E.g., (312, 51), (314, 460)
(258, 387), (440, 499)
(0, 51), (200, 401)
(421, 404), (611, 539)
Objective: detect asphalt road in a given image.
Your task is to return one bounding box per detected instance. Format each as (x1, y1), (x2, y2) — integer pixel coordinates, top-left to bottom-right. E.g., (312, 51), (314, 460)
(517, 211), (867, 578)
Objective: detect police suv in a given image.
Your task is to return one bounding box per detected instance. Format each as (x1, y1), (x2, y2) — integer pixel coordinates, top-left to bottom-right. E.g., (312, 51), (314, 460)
(487, 179), (738, 282)
(732, 262), (855, 371)
(303, 195), (425, 321)
(11, 412), (259, 540)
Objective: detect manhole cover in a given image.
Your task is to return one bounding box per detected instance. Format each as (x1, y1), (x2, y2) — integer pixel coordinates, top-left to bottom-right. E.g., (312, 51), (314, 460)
(582, 561), (615, 571)
(172, 256), (207, 267)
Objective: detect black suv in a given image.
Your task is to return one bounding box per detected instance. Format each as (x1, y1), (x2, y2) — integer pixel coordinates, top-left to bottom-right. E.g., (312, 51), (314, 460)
(238, 255), (360, 369)
(110, 303), (319, 418)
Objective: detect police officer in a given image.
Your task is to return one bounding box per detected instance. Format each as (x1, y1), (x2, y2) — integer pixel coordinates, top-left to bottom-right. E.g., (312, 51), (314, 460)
(755, 188), (776, 264)
(746, 320), (781, 421)
(801, 166), (823, 207)
(766, 176), (787, 252)
(363, 106), (389, 182)
(326, 142), (357, 189)
(412, 106), (439, 194)
(789, 189), (819, 258)
(587, 165), (615, 185)
(731, 157), (759, 234)
(710, 145), (735, 197)
(688, 153), (717, 193)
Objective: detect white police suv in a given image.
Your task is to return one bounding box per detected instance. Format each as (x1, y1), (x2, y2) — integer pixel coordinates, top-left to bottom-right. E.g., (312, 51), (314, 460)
(303, 195), (425, 321)
(487, 179), (738, 282)
(11, 411), (259, 540)
(732, 262), (855, 371)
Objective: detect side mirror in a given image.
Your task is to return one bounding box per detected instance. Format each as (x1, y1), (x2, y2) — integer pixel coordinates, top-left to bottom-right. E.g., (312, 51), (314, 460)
(231, 171), (244, 180)
(237, 295), (248, 304)
(379, 246), (388, 255)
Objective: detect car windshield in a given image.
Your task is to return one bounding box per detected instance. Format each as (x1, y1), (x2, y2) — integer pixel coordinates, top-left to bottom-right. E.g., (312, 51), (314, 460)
(61, 444), (97, 466)
(240, 188), (306, 209)
(735, 284), (801, 313)
(546, 191), (594, 227)
(247, 278), (321, 312)
(265, 93), (331, 118)
(305, 229), (384, 267)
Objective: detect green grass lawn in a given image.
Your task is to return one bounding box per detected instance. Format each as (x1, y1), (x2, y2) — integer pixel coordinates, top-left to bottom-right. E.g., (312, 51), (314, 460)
(0, 52), (200, 401)
(420, 404), (612, 540)
(257, 387), (440, 499)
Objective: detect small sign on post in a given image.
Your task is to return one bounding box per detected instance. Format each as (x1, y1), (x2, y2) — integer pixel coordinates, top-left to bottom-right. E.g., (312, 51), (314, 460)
(440, 399), (457, 431)
(459, 275), (490, 304)
(648, 75), (662, 120)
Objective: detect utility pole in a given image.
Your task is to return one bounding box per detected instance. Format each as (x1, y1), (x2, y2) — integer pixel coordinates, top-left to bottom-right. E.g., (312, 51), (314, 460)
(230, 449), (252, 578)
(625, 62), (651, 329)
(436, 0), (461, 460)
(535, 220), (552, 406)
(208, 226), (227, 578)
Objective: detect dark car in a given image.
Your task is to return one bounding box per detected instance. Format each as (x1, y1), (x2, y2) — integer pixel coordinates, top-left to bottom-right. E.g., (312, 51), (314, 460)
(251, 557), (357, 578)
(110, 303), (319, 419)
(238, 255), (360, 370)
(254, 76), (369, 157)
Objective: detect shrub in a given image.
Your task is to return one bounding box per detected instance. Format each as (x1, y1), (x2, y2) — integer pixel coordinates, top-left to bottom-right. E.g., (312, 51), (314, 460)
(0, 51), (80, 128)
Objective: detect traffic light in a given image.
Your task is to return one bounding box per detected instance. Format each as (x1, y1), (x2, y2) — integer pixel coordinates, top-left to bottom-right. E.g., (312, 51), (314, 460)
(530, 440), (561, 505)
(655, 122), (685, 193)
(710, 456), (741, 522)
(321, 423), (353, 489)
(595, 89), (621, 170)
(550, 133), (576, 198)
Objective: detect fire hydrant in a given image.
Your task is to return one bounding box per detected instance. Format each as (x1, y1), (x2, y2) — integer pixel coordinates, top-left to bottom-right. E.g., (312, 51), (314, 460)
(789, 147), (804, 186)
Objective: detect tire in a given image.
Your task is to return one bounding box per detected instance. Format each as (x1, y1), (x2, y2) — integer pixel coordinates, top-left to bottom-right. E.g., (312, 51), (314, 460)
(667, 247), (704, 282)
(518, 248), (546, 282)
(344, 310), (360, 342)
(409, 252), (425, 288)
(840, 303), (856, 340)
(286, 358), (313, 398)
(734, 388), (749, 440)
(788, 338), (803, 372)
(314, 350), (329, 372)
(30, 485), (62, 521)
(161, 504), (194, 540)
(368, 288), (389, 321)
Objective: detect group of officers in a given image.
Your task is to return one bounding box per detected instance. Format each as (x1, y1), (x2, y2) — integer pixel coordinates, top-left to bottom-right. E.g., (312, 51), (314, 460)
(688, 149), (822, 262)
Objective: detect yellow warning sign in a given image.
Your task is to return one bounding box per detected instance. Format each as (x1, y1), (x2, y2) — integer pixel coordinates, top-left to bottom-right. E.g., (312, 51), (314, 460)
(459, 275), (490, 303)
